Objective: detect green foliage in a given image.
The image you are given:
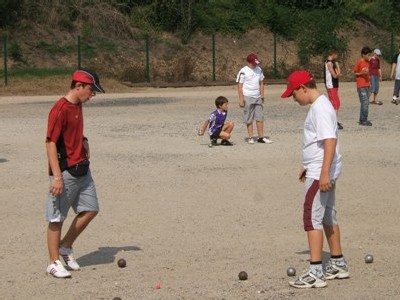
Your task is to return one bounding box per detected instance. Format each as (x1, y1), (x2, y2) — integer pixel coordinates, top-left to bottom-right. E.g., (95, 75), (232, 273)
(258, 3), (299, 38)
(36, 41), (73, 56)
(10, 40), (23, 61)
(296, 6), (350, 64)
(0, 0), (23, 27)
(3, 0), (399, 78)
(150, 0), (181, 32)
(195, 0), (255, 35)
(3, 67), (73, 78)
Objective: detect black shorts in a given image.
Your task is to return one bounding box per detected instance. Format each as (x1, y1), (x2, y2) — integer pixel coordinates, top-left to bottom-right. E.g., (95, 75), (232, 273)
(210, 128), (222, 139)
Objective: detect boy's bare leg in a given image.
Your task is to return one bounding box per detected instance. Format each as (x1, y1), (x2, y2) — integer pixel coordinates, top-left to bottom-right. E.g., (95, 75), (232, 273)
(323, 224), (343, 256)
(222, 121), (234, 134)
(256, 121), (264, 138)
(47, 222), (62, 262)
(246, 123), (254, 138)
(307, 229), (324, 262)
(220, 121), (234, 140)
(60, 211), (98, 248)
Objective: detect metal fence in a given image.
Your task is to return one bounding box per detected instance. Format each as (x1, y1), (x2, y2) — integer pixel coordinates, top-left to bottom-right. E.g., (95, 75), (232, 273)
(1, 30), (399, 87)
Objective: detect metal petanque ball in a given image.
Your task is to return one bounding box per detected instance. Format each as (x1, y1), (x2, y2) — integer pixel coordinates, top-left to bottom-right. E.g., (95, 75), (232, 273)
(287, 267), (296, 277)
(117, 258), (127, 268)
(238, 271), (248, 281)
(365, 254), (374, 263)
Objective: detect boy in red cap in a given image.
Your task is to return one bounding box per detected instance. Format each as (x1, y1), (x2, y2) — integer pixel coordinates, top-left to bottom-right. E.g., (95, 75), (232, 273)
(45, 68), (104, 278)
(282, 71), (349, 288)
(236, 53), (272, 144)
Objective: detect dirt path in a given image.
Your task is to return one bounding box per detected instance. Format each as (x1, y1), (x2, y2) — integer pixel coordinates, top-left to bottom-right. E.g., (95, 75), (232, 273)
(0, 81), (399, 299)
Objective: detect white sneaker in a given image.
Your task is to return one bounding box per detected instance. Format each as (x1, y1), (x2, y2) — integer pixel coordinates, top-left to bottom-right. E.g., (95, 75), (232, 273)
(325, 260), (350, 280)
(289, 269), (327, 289)
(46, 260), (72, 278)
(257, 137), (273, 144)
(248, 137), (254, 144)
(59, 246), (80, 270)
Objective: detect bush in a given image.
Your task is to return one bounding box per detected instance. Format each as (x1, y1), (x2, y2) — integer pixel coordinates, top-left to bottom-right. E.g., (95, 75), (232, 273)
(0, 0), (23, 27)
(10, 40), (23, 61)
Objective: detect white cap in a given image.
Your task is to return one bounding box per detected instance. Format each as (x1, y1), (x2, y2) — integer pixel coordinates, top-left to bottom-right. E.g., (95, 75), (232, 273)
(374, 48), (382, 56)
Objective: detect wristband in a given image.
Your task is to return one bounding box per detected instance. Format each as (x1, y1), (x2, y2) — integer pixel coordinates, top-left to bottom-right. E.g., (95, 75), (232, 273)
(54, 176), (62, 181)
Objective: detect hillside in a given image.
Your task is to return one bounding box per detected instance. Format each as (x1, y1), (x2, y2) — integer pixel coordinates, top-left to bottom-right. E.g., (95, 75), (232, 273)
(1, 4), (399, 96)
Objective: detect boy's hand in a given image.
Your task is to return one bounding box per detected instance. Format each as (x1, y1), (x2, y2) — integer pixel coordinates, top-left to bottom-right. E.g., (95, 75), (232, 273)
(319, 173), (332, 192)
(198, 129), (204, 136)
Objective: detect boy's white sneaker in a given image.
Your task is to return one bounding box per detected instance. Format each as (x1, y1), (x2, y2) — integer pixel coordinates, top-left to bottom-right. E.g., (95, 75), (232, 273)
(46, 260), (72, 278)
(325, 260), (350, 280)
(289, 269), (327, 288)
(257, 137), (273, 144)
(248, 137), (254, 144)
(59, 246), (80, 270)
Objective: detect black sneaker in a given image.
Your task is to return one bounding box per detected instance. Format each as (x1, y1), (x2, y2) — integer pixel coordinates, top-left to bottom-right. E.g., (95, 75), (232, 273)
(221, 140), (233, 146)
(210, 139), (218, 146)
(391, 99), (398, 104)
(337, 122), (343, 130)
(257, 137), (273, 144)
(359, 121), (372, 126)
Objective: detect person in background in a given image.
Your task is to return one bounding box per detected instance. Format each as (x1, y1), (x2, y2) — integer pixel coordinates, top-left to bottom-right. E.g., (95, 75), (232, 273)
(236, 53), (273, 144)
(324, 49), (344, 129)
(369, 48), (383, 105)
(198, 96), (234, 146)
(353, 46), (373, 126)
(390, 45), (400, 105)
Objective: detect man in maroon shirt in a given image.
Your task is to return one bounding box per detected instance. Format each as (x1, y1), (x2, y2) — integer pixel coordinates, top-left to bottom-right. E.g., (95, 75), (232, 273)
(369, 48), (383, 105)
(45, 69), (105, 278)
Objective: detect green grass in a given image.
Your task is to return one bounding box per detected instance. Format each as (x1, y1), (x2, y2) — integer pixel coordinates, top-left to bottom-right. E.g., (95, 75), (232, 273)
(0, 67), (74, 78)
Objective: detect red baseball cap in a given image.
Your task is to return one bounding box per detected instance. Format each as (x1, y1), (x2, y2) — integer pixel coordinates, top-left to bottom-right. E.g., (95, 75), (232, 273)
(72, 68), (105, 93)
(281, 70), (313, 98)
(246, 53), (260, 65)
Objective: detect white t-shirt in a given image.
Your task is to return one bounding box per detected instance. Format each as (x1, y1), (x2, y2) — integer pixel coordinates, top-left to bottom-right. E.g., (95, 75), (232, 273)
(396, 55), (400, 80)
(236, 65), (264, 97)
(303, 95), (342, 180)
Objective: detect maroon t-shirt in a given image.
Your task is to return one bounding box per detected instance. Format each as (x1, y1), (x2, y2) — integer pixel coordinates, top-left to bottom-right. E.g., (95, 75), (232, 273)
(46, 97), (86, 175)
(369, 57), (380, 76)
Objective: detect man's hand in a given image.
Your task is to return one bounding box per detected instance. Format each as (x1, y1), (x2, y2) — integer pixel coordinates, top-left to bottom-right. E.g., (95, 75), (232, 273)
(83, 139), (90, 159)
(50, 176), (63, 196)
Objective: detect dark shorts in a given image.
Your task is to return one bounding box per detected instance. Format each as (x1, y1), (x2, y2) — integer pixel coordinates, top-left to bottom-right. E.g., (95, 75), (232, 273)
(210, 127), (222, 139)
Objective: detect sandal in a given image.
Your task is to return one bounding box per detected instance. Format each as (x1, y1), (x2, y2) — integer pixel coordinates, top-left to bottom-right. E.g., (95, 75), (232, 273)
(370, 101), (383, 105)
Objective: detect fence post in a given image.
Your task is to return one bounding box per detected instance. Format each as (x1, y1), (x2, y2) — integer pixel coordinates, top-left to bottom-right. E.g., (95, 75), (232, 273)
(77, 35), (81, 69)
(273, 32), (278, 79)
(3, 33), (8, 86)
(212, 33), (216, 81)
(145, 36), (150, 82)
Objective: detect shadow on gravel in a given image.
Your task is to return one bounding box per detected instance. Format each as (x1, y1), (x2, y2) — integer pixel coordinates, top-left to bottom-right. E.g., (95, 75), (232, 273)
(16, 97), (177, 107)
(77, 245), (142, 267)
(89, 97), (177, 107)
